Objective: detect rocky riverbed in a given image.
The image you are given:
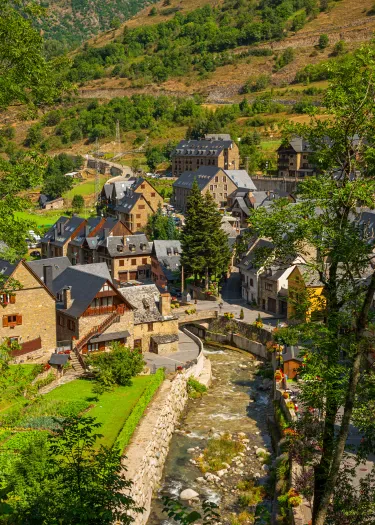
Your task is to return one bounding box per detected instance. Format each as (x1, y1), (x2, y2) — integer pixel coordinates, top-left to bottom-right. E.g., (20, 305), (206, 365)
(147, 345), (274, 524)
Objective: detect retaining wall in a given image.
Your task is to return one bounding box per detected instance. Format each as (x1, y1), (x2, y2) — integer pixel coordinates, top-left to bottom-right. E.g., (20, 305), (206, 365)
(123, 333), (211, 525)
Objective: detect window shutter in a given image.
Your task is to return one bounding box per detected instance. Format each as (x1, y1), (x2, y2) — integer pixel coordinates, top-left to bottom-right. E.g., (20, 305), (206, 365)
(10, 295), (16, 304)
(16, 315), (22, 325)
(2, 316), (8, 327)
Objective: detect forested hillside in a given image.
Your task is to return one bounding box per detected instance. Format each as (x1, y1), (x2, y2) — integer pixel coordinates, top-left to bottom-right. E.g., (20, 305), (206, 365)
(32, 0), (158, 54)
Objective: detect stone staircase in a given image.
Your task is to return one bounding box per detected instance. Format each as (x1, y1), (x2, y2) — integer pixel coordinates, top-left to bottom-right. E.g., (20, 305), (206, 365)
(70, 351), (86, 374)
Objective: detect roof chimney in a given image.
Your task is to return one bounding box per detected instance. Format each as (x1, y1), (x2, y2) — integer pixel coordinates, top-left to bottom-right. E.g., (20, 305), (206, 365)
(43, 265), (53, 291)
(85, 225), (90, 237)
(159, 292), (171, 317)
(104, 228), (110, 239)
(63, 286), (73, 310)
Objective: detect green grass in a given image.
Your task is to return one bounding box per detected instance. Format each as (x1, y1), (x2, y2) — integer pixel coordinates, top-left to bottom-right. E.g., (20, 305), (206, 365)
(45, 376), (153, 447)
(15, 208), (93, 230)
(0, 364), (42, 412)
(63, 175), (107, 200)
(261, 139), (281, 152)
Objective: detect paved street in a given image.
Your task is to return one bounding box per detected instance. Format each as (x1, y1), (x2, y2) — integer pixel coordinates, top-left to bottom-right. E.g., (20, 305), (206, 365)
(144, 330), (199, 373)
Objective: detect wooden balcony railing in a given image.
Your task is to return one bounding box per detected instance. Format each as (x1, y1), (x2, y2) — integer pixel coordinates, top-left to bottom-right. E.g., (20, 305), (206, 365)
(82, 305), (118, 317)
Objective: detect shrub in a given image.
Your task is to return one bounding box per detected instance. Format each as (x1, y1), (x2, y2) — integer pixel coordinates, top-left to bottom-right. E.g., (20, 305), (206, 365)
(34, 372), (55, 391)
(187, 377), (207, 398)
(115, 368), (164, 452)
(72, 194), (84, 212)
(318, 34), (329, 49)
(198, 434), (244, 472)
(237, 479), (266, 507)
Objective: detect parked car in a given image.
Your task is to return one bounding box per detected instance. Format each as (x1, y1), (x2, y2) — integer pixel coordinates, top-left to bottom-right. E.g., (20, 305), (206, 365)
(30, 250), (41, 258)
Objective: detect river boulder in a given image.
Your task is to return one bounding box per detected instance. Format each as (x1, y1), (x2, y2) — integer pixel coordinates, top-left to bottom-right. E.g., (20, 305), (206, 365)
(180, 489), (199, 501)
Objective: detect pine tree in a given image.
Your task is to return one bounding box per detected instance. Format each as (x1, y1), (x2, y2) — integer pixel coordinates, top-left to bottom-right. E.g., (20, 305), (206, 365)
(180, 179), (206, 280)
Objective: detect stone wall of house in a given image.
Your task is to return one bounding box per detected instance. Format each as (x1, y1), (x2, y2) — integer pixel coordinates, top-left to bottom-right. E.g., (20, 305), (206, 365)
(0, 263), (56, 358)
(133, 318), (179, 353)
(122, 343), (211, 525)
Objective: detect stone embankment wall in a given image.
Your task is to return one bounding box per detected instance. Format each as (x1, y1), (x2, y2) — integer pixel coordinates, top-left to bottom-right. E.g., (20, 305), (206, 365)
(123, 336), (211, 525)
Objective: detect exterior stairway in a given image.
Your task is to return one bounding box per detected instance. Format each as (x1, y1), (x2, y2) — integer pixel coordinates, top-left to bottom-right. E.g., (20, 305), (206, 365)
(71, 305), (125, 371)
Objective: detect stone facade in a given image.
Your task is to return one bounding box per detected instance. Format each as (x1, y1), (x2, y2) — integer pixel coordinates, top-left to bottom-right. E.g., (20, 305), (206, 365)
(0, 262), (56, 358)
(135, 179), (163, 213)
(133, 318), (179, 353)
(116, 195), (154, 232)
(172, 142), (240, 178)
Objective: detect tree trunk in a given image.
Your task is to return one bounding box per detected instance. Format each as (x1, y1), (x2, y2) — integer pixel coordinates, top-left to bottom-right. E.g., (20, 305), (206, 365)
(205, 267), (209, 291)
(313, 271), (375, 524)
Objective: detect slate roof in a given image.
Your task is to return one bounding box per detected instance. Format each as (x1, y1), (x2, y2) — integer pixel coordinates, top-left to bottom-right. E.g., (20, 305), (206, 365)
(41, 216), (86, 247)
(153, 240), (181, 281)
(205, 133), (232, 141)
(90, 330), (130, 343)
(111, 180), (135, 201)
(282, 345), (303, 363)
(151, 334), (179, 344)
(53, 263), (113, 318)
(223, 170), (257, 190)
(27, 257), (71, 281)
(172, 139), (233, 158)
(0, 259), (17, 277)
(278, 136), (313, 153)
(233, 197), (251, 216)
(238, 239), (274, 271)
(172, 166), (224, 190)
(118, 284), (165, 324)
(294, 265), (323, 287)
(69, 217), (102, 247)
(49, 353), (69, 365)
(114, 191), (143, 214)
(100, 234), (152, 258)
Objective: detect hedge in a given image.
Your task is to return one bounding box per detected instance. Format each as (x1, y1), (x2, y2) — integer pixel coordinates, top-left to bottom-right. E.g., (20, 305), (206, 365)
(115, 368), (165, 453)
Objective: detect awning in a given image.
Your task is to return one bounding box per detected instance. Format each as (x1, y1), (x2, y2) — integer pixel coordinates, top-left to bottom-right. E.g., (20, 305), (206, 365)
(90, 330), (130, 344)
(151, 334), (179, 345)
(49, 353), (69, 365)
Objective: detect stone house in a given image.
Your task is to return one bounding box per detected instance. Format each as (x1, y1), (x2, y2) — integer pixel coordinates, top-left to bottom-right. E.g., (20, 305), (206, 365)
(0, 259), (57, 360)
(171, 135), (240, 178)
(52, 263), (134, 353)
(258, 256), (305, 316)
(96, 233), (152, 284)
(277, 137), (317, 178)
(238, 239), (274, 305)
(119, 284), (178, 354)
(41, 216), (86, 258)
(114, 191), (154, 232)
(39, 194), (65, 210)
(172, 166), (238, 211)
(151, 240), (181, 291)
(67, 217), (131, 265)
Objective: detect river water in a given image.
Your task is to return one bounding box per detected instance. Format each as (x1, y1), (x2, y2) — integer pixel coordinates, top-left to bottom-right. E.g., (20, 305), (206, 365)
(147, 345), (274, 524)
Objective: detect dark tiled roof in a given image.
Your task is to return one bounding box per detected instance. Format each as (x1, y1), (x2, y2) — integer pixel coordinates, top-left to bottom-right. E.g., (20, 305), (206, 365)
(114, 191), (142, 214)
(173, 166), (223, 190)
(41, 216), (86, 247)
(27, 257), (71, 281)
(49, 353), (69, 365)
(100, 234), (152, 258)
(172, 139), (233, 158)
(153, 240), (181, 281)
(151, 334), (179, 344)
(118, 284), (165, 324)
(90, 330), (130, 343)
(53, 263), (112, 318)
(0, 259), (17, 277)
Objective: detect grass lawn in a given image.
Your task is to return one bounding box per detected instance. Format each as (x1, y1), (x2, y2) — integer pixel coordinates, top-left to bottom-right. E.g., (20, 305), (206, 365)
(64, 175), (107, 200)
(45, 376), (153, 447)
(0, 364), (42, 412)
(261, 139), (281, 152)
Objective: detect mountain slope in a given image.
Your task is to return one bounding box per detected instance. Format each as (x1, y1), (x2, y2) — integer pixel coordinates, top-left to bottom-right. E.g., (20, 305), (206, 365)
(67, 0), (375, 102)
(33, 0), (158, 50)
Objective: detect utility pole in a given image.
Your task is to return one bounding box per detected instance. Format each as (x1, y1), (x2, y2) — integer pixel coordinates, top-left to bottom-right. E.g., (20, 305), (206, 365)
(95, 138), (100, 206)
(115, 120), (121, 156)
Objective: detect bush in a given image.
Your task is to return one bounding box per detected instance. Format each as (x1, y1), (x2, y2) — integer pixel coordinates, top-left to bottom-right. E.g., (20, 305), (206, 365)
(72, 194), (84, 212)
(34, 372), (55, 390)
(318, 34), (329, 49)
(187, 377), (207, 398)
(115, 368), (164, 452)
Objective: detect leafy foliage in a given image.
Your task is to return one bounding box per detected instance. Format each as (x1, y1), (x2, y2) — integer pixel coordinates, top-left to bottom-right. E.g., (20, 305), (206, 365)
(162, 497), (220, 524)
(87, 342), (145, 393)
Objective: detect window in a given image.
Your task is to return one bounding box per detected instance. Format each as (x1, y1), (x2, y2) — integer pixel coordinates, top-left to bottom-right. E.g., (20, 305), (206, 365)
(67, 319), (75, 331)
(141, 184), (146, 189)
(223, 176), (226, 182)
(58, 315), (64, 327)
(142, 258), (147, 264)
(138, 205), (145, 210)
(3, 314), (22, 327)
(151, 192), (155, 197)
(215, 176), (219, 182)
(213, 193), (216, 199)
(224, 193), (227, 198)
(136, 214), (141, 218)
(131, 258), (137, 265)
(0, 293), (15, 304)
(265, 282), (273, 291)
(119, 260), (124, 267)
(137, 223), (141, 228)
(148, 322), (153, 332)
(134, 339), (142, 349)
(210, 185), (213, 191)
(224, 185), (228, 191)
(88, 343), (99, 352)
(250, 278), (254, 287)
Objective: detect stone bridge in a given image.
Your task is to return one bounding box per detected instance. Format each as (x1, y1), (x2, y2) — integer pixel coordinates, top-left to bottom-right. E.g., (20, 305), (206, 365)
(177, 309), (218, 325)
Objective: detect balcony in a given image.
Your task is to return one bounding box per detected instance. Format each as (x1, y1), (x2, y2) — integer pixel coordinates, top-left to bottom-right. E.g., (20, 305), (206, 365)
(82, 304), (120, 317)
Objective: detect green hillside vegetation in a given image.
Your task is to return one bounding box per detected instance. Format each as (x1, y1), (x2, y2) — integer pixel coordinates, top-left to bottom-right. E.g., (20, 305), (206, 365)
(68, 0), (336, 84)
